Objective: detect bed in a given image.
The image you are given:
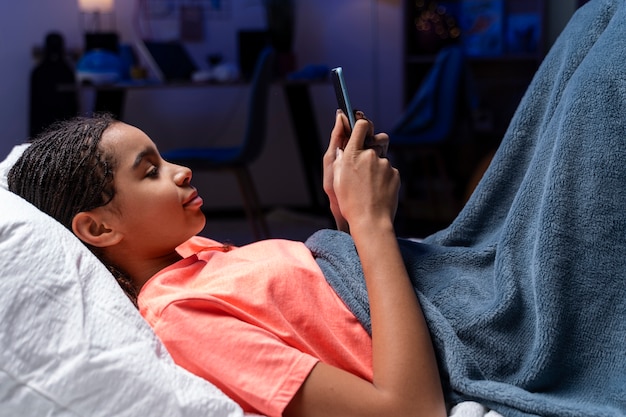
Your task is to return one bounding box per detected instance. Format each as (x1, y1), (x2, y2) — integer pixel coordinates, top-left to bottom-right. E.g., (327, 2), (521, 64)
(1, 141), (503, 417)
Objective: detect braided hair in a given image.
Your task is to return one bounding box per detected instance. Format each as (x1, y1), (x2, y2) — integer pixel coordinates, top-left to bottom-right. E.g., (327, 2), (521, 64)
(8, 114), (139, 306)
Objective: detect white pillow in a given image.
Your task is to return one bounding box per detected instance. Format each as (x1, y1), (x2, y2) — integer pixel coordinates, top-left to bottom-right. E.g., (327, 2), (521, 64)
(0, 143), (28, 190)
(0, 148), (246, 416)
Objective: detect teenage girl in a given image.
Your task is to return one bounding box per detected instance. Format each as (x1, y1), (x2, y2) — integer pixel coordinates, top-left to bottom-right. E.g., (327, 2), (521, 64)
(8, 112), (446, 417)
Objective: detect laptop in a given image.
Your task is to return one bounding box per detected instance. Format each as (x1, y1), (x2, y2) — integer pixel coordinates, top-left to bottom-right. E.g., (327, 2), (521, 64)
(137, 40), (198, 82)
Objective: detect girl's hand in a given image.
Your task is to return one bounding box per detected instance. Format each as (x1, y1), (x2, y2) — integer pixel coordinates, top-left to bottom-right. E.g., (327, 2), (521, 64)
(323, 110), (391, 232)
(332, 120), (398, 232)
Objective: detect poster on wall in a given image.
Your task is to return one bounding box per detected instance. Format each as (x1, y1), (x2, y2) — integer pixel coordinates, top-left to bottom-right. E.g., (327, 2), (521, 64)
(180, 5), (204, 41)
(144, 0), (231, 19)
(460, 0), (504, 56)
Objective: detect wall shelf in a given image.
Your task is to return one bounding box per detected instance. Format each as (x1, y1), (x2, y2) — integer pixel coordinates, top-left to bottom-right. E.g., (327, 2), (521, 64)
(403, 0), (546, 137)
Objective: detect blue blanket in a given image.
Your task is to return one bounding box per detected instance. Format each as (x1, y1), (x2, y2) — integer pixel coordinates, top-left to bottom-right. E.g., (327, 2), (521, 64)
(305, 1), (626, 415)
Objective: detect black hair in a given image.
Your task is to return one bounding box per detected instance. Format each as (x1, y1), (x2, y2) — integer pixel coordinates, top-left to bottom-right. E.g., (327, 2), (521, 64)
(8, 114), (139, 306)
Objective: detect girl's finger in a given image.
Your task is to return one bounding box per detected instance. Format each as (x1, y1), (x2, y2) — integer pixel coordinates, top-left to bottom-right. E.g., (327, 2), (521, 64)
(328, 110), (350, 154)
(344, 118), (371, 151)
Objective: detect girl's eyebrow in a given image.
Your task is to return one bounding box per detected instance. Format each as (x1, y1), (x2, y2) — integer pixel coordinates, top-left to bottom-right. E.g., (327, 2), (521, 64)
(132, 148), (158, 169)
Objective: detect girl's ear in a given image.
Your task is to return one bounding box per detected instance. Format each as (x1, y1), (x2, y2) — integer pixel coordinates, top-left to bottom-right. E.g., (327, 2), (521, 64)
(72, 211), (123, 248)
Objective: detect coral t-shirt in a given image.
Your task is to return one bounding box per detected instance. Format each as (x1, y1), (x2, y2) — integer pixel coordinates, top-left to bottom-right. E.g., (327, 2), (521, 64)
(138, 236), (372, 417)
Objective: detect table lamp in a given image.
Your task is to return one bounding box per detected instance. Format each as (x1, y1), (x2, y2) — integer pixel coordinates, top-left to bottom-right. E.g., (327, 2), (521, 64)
(77, 0), (121, 85)
(79, 0), (115, 33)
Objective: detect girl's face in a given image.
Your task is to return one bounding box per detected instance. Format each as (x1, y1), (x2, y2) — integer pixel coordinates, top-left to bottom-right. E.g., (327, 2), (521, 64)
(98, 122), (206, 259)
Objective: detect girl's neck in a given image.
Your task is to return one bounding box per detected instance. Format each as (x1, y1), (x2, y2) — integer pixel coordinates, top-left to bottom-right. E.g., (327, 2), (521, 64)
(107, 248), (184, 293)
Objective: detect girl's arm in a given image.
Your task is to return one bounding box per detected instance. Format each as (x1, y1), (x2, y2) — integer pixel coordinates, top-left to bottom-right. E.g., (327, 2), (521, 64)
(284, 115), (446, 417)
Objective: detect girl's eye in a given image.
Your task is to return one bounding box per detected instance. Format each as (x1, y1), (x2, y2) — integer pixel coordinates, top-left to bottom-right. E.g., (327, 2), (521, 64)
(146, 166), (159, 178)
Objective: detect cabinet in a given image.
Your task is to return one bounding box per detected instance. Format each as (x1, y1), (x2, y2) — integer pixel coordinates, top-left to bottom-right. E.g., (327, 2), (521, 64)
(403, 0), (546, 138)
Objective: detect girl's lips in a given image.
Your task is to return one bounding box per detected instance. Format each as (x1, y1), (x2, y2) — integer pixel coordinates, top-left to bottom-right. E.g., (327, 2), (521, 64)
(185, 195), (203, 208)
(183, 192), (203, 208)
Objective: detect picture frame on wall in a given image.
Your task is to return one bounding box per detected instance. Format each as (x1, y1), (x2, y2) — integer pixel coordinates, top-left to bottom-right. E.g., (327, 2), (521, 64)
(180, 5), (204, 41)
(460, 0), (504, 56)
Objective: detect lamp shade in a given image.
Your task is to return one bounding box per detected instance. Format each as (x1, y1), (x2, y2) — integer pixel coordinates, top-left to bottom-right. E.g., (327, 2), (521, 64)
(78, 0), (114, 12)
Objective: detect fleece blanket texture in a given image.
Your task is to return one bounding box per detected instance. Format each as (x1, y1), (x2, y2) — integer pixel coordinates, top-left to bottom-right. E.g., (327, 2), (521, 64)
(306, 1), (626, 416)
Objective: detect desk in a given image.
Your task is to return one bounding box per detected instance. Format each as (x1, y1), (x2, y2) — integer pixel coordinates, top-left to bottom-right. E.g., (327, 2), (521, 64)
(74, 79), (330, 215)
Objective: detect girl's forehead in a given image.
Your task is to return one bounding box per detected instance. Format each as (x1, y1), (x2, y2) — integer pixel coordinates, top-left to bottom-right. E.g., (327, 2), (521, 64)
(101, 123), (155, 155)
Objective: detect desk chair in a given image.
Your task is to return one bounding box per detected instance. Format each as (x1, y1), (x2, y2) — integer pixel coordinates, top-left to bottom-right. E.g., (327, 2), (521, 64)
(163, 47), (275, 240)
(390, 45), (477, 223)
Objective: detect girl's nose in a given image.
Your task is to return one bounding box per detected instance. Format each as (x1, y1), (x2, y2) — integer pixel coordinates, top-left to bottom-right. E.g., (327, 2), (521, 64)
(173, 164), (193, 186)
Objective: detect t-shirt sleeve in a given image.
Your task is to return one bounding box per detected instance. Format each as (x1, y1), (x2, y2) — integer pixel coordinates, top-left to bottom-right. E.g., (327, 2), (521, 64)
(153, 298), (319, 417)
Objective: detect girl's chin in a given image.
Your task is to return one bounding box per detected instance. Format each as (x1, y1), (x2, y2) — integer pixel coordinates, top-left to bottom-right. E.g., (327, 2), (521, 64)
(194, 216), (207, 235)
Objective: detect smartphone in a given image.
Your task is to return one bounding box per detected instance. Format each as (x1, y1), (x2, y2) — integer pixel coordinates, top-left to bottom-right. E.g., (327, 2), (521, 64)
(331, 67), (375, 148)
(331, 67), (356, 129)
